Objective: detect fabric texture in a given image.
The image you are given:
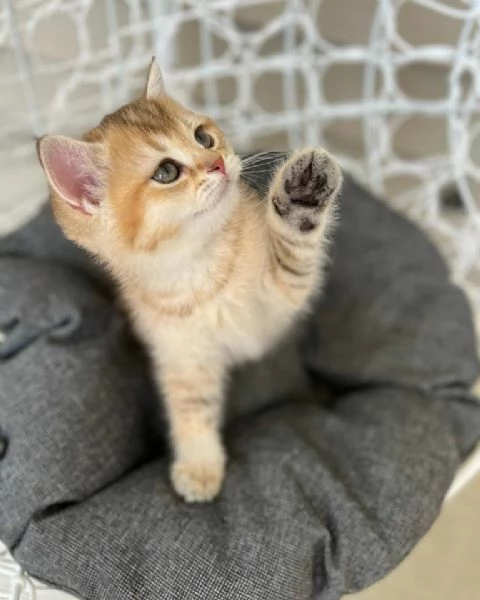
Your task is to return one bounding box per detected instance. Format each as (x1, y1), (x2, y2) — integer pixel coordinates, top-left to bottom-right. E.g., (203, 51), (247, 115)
(1, 155), (480, 600)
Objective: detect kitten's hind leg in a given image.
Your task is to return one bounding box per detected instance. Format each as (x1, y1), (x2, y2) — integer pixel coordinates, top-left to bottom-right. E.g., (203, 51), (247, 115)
(266, 148), (342, 299)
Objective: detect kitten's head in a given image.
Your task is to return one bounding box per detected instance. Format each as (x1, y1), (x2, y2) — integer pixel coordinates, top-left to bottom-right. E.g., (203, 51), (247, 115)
(37, 59), (241, 260)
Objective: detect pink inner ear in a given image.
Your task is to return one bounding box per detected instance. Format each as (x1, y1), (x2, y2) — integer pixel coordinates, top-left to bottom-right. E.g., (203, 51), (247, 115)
(43, 139), (101, 215)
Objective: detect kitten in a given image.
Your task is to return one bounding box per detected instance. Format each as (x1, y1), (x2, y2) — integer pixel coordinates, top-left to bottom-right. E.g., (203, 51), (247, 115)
(37, 59), (342, 502)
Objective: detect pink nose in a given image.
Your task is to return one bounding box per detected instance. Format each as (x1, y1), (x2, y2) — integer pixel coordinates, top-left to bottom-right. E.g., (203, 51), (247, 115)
(208, 157), (225, 175)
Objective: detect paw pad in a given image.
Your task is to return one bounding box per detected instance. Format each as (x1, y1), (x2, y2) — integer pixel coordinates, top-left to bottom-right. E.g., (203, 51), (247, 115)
(271, 148), (342, 232)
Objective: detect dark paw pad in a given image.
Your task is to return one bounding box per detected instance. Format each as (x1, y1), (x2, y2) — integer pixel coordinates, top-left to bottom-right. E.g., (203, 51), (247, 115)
(299, 218), (316, 232)
(285, 151), (339, 209)
(272, 148), (342, 232)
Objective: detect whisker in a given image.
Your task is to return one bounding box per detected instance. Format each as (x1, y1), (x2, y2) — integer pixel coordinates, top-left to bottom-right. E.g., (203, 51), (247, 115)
(241, 153), (277, 164)
(242, 162), (279, 170)
(242, 156), (278, 166)
(241, 167), (275, 174)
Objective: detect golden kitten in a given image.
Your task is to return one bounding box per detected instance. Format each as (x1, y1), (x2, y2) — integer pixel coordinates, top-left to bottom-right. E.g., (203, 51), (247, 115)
(37, 59), (342, 502)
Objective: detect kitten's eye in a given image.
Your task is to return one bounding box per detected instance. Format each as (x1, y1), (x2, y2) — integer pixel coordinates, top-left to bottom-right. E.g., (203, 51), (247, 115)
(152, 160), (181, 184)
(194, 126), (214, 149)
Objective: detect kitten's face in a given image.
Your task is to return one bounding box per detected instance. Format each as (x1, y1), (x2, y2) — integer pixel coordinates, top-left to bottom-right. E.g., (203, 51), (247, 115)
(90, 96), (241, 252)
(37, 60), (241, 259)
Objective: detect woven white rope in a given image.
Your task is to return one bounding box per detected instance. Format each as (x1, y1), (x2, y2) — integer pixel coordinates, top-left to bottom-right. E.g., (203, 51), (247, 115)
(0, 1), (480, 598)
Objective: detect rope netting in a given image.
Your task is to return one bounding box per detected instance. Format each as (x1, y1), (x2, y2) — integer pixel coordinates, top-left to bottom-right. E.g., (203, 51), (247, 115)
(1, 0), (479, 298)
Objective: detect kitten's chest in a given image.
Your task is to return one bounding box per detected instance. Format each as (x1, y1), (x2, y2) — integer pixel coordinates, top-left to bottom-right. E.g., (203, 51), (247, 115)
(150, 285), (295, 365)
(217, 295), (285, 361)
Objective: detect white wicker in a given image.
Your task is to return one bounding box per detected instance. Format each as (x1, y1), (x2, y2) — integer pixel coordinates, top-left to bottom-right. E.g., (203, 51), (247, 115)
(0, 1), (480, 598)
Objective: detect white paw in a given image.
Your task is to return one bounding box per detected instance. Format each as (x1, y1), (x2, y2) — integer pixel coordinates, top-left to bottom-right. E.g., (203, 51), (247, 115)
(171, 448), (226, 503)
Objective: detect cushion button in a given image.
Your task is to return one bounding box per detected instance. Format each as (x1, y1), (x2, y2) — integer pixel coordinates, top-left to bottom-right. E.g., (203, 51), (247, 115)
(0, 435), (8, 459)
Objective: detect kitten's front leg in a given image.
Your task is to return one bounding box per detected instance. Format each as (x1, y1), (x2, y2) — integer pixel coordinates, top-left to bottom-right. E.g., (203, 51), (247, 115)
(266, 148), (342, 298)
(158, 362), (226, 502)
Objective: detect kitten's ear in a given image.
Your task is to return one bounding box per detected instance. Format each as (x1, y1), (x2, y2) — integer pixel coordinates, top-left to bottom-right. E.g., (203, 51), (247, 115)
(37, 135), (104, 216)
(145, 57), (165, 99)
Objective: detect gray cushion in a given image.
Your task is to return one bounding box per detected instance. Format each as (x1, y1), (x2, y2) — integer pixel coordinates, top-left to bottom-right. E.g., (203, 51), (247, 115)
(1, 155), (480, 600)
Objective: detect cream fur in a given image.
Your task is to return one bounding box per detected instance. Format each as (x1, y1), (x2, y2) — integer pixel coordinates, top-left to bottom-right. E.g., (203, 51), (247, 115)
(37, 61), (342, 502)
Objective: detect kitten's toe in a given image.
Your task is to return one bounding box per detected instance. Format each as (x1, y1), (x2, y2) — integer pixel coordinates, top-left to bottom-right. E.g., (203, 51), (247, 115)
(272, 148), (342, 232)
(171, 453), (225, 503)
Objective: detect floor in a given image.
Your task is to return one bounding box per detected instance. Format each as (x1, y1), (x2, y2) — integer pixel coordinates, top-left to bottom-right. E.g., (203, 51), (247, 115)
(347, 476), (480, 600)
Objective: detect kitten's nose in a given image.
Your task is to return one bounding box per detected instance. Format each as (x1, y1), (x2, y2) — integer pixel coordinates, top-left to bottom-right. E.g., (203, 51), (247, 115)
(207, 157), (225, 175)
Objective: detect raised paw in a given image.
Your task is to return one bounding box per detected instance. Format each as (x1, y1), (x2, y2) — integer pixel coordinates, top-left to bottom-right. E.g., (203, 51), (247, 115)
(171, 447), (226, 503)
(271, 148), (342, 233)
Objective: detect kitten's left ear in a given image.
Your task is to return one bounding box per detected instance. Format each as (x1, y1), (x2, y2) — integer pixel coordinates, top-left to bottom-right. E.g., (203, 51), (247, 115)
(145, 57), (165, 99)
